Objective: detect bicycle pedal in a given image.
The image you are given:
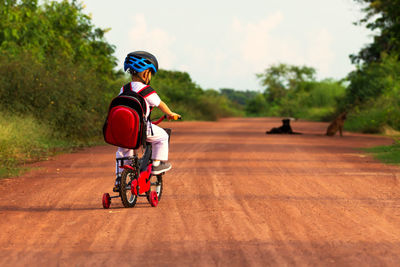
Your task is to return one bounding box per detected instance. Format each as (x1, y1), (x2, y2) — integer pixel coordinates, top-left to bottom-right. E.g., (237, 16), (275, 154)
(113, 186), (120, 192)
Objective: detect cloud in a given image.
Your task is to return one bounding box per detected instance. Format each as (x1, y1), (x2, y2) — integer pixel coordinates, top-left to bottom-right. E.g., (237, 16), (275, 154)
(210, 12), (300, 89)
(222, 13), (336, 85)
(307, 28), (335, 77)
(128, 14), (176, 69)
(232, 11), (284, 64)
(123, 12), (335, 90)
(223, 12), (306, 80)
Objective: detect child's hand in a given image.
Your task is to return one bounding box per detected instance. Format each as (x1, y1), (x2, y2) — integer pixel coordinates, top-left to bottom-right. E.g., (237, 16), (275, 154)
(167, 113), (181, 121)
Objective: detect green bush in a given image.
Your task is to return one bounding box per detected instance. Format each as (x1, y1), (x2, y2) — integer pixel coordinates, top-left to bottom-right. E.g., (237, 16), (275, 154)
(0, 112), (55, 177)
(346, 53), (400, 107)
(0, 1), (121, 141)
(345, 109), (386, 133)
(344, 53), (400, 133)
(345, 88), (400, 133)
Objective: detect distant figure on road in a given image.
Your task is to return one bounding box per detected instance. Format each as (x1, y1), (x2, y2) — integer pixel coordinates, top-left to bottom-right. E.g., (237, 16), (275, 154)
(266, 118), (301, 134)
(326, 112), (347, 137)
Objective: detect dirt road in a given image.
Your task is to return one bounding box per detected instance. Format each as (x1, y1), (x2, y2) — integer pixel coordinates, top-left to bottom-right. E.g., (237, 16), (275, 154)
(0, 118), (399, 266)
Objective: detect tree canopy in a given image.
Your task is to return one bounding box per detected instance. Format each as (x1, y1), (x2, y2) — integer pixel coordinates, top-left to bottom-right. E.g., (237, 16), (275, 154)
(256, 64), (316, 103)
(251, 63), (345, 120)
(0, 0), (120, 139)
(350, 0), (400, 64)
(343, 0), (400, 132)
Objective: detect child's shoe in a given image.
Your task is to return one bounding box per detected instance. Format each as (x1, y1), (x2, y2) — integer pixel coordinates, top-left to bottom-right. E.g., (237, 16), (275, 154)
(152, 161), (172, 175)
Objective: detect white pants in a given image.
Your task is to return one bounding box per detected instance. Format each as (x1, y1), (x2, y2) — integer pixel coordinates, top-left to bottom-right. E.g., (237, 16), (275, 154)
(115, 124), (169, 174)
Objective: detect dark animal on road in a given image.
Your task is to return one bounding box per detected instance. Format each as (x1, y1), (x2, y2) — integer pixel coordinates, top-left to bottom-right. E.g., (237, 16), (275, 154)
(266, 118), (301, 134)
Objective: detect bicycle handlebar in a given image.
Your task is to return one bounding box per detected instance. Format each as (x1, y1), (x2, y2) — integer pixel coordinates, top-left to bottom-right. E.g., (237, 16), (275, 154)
(171, 115), (182, 121)
(152, 115), (181, 125)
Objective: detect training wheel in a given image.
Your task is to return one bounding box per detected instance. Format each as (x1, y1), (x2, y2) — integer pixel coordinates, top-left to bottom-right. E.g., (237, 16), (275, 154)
(149, 191), (159, 207)
(102, 193), (111, 209)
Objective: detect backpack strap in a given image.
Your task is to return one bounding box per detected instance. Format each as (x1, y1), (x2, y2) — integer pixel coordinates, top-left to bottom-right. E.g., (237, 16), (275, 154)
(122, 83), (132, 94)
(137, 86), (156, 136)
(122, 83), (156, 98)
(138, 86), (156, 98)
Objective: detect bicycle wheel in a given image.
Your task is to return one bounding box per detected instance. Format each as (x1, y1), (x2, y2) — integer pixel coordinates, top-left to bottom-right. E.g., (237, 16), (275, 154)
(147, 174), (163, 202)
(120, 169), (138, 208)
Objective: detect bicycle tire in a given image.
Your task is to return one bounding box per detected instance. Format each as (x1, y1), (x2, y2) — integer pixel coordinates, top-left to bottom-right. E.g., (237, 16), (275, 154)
(120, 169), (138, 208)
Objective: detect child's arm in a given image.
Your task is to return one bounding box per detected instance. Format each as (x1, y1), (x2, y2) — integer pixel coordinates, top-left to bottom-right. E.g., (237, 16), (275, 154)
(158, 101), (180, 120)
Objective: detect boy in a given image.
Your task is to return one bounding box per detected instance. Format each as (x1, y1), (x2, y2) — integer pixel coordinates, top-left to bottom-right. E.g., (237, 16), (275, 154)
(114, 51), (180, 190)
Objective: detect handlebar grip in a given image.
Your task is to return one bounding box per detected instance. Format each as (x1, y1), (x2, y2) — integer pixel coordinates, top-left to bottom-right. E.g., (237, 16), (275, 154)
(172, 115), (181, 120)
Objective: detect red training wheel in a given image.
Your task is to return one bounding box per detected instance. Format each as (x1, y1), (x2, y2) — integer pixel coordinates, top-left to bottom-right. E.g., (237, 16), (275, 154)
(102, 193), (111, 209)
(149, 191), (159, 207)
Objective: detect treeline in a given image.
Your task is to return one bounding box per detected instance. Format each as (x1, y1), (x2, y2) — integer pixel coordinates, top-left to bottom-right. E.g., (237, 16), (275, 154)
(0, 0), (120, 140)
(247, 64), (346, 121)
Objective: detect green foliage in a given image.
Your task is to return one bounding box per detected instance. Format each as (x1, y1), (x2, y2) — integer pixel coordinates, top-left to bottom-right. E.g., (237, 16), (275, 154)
(345, 1), (400, 134)
(219, 88), (258, 106)
(345, 52), (400, 133)
(256, 63), (316, 103)
(151, 70), (242, 120)
(245, 93), (269, 116)
(344, 77), (400, 133)
(0, 0), (116, 72)
(0, 0), (120, 140)
(345, 108), (388, 133)
(346, 53), (400, 106)
(351, 0), (400, 64)
(253, 63), (345, 121)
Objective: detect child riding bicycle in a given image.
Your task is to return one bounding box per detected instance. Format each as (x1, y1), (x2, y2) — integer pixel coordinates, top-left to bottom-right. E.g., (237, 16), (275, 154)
(114, 51), (180, 190)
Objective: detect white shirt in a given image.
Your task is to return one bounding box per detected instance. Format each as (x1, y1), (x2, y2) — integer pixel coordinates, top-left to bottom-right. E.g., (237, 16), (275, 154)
(119, 81), (161, 118)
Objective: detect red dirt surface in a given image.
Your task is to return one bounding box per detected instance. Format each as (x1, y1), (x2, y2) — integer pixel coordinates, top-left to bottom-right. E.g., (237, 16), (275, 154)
(0, 118), (399, 266)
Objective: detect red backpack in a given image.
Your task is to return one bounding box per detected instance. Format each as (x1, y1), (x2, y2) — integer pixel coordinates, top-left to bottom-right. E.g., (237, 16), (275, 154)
(103, 83), (154, 149)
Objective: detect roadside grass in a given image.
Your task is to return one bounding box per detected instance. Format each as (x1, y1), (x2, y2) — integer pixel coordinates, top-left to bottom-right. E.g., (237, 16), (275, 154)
(363, 140), (400, 165)
(0, 112), (102, 179)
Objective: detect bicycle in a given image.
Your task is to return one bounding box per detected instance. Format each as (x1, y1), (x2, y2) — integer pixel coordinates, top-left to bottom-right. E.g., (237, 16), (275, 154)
(102, 115), (179, 208)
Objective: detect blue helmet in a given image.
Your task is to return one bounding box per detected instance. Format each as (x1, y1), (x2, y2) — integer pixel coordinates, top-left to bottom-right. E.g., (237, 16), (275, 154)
(124, 51), (158, 74)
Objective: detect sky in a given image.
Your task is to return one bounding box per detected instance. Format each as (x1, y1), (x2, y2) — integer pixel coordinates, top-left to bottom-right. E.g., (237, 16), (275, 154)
(77, 0), (371, 91)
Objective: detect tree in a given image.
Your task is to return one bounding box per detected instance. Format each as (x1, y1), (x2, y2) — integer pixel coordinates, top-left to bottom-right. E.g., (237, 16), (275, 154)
(345, 0), (400, 132)
(350, 0), (400, 64)
(256, 63), (316, 103)
(347, 0), (400, 104)
(0, 0), (120, 139)
(219, 88), (257, 106)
